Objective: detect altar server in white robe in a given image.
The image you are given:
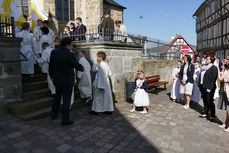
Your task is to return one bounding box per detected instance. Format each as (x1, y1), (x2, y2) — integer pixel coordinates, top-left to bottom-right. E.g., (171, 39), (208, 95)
(77, 50), (92, 103)
(39, 27), (54, 53)
(90, 51), (114, 115)
(171, 61), (182, 101)
(42, 20), (55, 42)
(36, 42), (55, 95)
(18, 22), (38, 75)
(33, 19), (43, 51)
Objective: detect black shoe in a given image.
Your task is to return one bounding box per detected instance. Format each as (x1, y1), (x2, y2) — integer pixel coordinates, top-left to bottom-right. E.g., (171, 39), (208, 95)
(208, 116), (216, 122)
(89, 111), (99, 115)
(62, 120), (74, 126)
(104, 111), (113, 115)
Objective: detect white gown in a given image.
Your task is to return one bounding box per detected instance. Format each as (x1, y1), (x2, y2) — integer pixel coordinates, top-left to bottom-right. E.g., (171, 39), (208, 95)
(214, 61), (220, 99)
(77, 57), (92, 98)
(39, 35), (54, 53)
(134, 79), (150, 107)
(91, 61), (114, 112)
(18, 30), (38, 74)
(33, 26), (42, 51)
(170, 67), (181, 100)
(37, 47), (56, 95)
(48, 28), (55, 42)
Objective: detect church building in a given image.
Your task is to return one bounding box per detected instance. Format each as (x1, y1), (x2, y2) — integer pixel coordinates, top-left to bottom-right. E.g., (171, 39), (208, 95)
(13, 0), (126, 36)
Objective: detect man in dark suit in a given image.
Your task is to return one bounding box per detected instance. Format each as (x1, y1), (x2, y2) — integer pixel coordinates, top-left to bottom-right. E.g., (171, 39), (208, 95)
(99, 11), (114, 41)
(49, 37), (84, 126)
(74, 17), (87, 42)
(199, 56), (218, 120)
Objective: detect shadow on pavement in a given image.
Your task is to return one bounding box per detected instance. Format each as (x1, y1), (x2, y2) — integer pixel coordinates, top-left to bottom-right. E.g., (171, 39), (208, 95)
(166, 92), (223, 125)
(0, 103), (162, 153)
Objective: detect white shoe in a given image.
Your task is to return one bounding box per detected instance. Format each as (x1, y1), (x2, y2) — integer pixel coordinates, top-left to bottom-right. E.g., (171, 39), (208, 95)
(183, 105), (189, 110)
(130, 109), (136, 113)
(218, 124), (226, 129)
(200, 114), (207, 118)
(140, 110), (147, 114)
(224, 128), (229, 133)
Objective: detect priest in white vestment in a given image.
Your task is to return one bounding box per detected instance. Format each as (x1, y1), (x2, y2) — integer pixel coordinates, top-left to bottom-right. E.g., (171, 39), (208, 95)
(18, 22), (38, 75)
(33, 19), (43, 52)
(77, 51), (92, 103)
(90, 51), (114, 115)
(37, 42), (55, 95)
(42, 20), (55, 42)
(39, 27), (54, 53)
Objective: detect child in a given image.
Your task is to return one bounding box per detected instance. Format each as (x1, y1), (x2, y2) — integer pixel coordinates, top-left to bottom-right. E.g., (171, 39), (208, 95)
(191, 62), (201, 103)
(130, 71), (150, 114)
(90, 51), (114, 115)
(37, 42), (55, 95)
(171, 61), (182, 102)
(63, 26), (70, 36)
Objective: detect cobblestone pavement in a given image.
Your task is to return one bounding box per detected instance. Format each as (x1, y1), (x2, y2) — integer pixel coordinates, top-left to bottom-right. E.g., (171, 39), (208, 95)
(1, 86), (229, 153)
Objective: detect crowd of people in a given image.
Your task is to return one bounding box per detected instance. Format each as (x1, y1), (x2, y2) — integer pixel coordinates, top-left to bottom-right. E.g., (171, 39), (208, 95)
(62, 12), (127, 42)
(17, 14), (119, 126)
(48, 38), (114, 126)
(171, 54), (229, 132)
(16, 14), (229, 129)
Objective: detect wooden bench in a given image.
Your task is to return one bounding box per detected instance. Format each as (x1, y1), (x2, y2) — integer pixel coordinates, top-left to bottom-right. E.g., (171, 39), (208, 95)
(145, 75), (169, 92)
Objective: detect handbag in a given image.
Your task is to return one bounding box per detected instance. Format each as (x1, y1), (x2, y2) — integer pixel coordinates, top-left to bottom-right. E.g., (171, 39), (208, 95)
(131, 81), (142, 100)
(131, 91), (136, 100)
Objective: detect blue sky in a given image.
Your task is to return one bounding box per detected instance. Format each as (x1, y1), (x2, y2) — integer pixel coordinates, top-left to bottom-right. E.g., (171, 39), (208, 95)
(115, 0), (204, 45)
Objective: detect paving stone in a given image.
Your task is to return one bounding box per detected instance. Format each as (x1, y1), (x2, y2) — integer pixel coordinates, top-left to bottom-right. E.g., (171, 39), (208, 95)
(16, 149), (29, 153)
(56, 144), (72, 153)
(13, 141), (31, 149)
(83, 148), (95, 153)
(71, 146), (83, 152)
(0, 86), (229, 153)
(74, 136), (88, 142)
(31, 148), (47, 153)
(103, 143), (114, 150)
(7, 131), (22, 138)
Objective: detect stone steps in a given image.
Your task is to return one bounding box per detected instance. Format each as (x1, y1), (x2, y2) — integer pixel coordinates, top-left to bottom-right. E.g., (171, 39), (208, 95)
(23, 81), (48, 93)
(18, 106), (52, 122)
(22, 74), (46, 84)
(8, 97), (53, 116)
(8, 63), (90, 122)
(22, 88), (52, 102)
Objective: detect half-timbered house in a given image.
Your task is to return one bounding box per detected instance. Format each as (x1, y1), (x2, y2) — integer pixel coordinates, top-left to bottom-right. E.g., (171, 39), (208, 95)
(193, 0), (229, 59)
(160, 35), (196, 60)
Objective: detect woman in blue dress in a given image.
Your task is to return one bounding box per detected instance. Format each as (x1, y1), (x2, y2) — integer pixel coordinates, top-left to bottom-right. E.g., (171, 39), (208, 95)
(191, 62), (201, 103)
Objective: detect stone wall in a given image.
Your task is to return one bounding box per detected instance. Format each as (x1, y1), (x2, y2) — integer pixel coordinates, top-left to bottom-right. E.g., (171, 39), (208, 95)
(75, 0), (103, 32)
(43, 0), (59, 36)
(74, 42), (143, 102)
(73, 42), (178, 102)
(0, 38), (23, 113)
(133, 59), (178, 84)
